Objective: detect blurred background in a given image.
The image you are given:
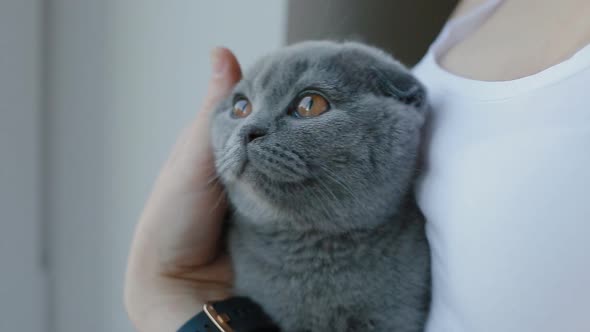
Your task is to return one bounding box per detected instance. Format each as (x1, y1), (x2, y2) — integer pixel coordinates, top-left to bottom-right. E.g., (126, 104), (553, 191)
(0, 1), (455, 331)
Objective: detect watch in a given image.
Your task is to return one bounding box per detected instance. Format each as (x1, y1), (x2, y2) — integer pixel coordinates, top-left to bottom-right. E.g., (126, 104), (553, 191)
(177, 296), (280, 332)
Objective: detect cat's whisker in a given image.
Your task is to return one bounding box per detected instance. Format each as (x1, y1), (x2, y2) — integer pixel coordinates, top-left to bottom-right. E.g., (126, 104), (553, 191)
(214, 148), (237, 167)
(319, 166), (361, 200)
(207, 186), (228, 217)
(307, 183), (334, 216)
(202, 166), (223, 186)
(205, 174), (222, 188)
(318, 165), (366, 213)
(314, 177), (338, 203)
(215, 144), (245, 177)
(306, 184), (333, 221)
(215, 152), (240, 178)
(314, 178), (356, 233)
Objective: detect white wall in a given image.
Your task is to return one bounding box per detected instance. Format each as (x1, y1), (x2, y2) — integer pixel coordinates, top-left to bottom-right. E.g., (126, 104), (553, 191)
(45, 1), (110, 331)
(0, 0), (46, 331)
(46, 1), (287, 331)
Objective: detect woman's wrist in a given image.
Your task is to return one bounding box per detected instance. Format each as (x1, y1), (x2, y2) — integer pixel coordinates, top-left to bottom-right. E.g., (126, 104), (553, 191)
(177, 297), (280, 332)
(126, 276), (231, 332)
(125, 254), (232, 332)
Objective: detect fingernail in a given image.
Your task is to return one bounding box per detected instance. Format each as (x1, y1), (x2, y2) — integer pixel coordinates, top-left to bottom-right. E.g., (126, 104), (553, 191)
(210, 48), (227, 76)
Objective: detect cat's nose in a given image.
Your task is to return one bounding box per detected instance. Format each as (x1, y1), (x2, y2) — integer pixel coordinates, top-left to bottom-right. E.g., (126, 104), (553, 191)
(243, 126), (267, 144)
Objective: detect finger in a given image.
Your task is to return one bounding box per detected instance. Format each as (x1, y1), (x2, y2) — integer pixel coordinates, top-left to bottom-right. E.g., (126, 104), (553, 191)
(200, 47), (243, 118)
(129, 48), (243, 275)
(165, 47), (242, 187)
(179, 47), (242, 181)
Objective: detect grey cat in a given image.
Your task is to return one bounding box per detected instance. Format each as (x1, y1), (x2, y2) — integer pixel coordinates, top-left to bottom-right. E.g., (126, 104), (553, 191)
(211, 41), (430, 332)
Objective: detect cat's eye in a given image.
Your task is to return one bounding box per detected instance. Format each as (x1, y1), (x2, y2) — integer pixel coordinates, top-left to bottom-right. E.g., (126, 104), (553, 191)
(292, 93), (330, 118)
(231, 97), (252, 118)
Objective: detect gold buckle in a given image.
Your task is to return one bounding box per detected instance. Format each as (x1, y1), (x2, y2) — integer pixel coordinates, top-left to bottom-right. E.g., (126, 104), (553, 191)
(203, 302), (234, 332)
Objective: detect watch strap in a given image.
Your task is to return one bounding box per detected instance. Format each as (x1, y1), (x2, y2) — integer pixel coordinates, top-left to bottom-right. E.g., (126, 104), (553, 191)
(178, 297), (279, 332)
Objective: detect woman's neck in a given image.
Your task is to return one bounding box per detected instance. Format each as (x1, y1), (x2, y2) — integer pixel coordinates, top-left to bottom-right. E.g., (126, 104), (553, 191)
(442, 0), (590, 81)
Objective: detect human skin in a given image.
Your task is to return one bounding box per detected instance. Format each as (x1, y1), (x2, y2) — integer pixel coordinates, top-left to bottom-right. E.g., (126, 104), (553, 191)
(124, 1), (590, 331)
(443, 0), (590, 81)
(124, 48), (242, 332)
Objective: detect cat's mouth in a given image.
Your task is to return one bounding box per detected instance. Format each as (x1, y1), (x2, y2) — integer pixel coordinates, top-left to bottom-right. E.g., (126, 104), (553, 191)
(241, 144), (310, 184)
(218, 142), (311, 188)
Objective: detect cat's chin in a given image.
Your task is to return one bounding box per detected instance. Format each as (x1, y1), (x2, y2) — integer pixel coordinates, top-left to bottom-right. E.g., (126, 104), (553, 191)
(238, 162), (304, 186)
(230, 179), (287, 222)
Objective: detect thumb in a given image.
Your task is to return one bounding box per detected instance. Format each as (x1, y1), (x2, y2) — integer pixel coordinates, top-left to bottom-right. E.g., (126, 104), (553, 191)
(182, 47), (241, 181)
(201, 47), (243, 113)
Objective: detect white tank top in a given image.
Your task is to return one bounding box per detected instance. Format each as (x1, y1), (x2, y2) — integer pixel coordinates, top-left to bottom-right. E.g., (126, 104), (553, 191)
(413, 1), (590, 331)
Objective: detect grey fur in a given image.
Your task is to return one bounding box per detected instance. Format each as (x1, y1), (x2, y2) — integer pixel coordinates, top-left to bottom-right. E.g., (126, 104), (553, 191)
(211, 41), (430, 332)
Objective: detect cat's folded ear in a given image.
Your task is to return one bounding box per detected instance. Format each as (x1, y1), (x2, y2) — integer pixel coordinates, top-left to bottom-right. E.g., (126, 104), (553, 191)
(374, 67), (427, 109)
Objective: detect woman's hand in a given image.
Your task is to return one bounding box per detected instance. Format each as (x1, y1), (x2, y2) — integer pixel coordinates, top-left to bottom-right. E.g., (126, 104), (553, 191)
(124, 48), (242, 332)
